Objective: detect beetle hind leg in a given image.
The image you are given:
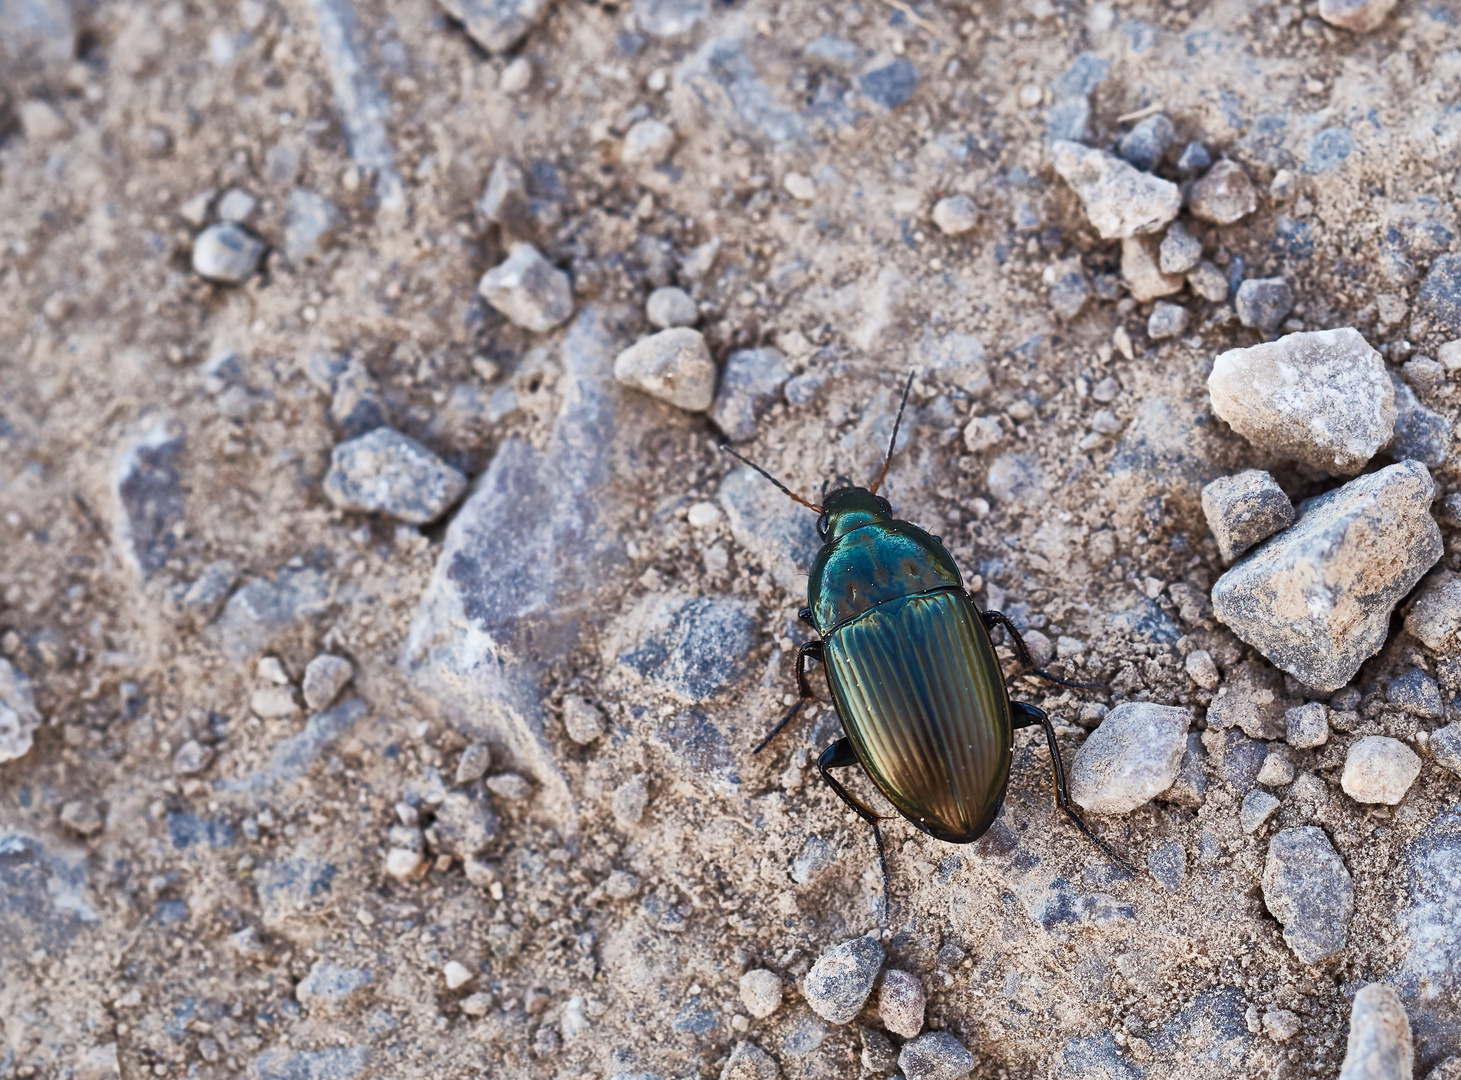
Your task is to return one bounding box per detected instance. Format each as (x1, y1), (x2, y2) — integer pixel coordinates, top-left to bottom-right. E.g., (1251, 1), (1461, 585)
(1010, 702), (1137, 876)
(753, 640), (824, 755)
(817, 738), (892, 921)
(980, 607), (1103, 689)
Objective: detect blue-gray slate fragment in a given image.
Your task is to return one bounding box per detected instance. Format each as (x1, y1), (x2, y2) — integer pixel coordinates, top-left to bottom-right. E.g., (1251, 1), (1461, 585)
(1302, 127), (1355, 174)
(283, 189), (339, 263)
(1117, 114), (1175, 173)
(617, 595), (756, 703)
(114, 419), (186, 580)
(214, 566), (333, 665)
(218, 699), (366, 801)
(0, 833), (97, 962)
(1046, 53), (1109, 143)
(252, 1047), (369, 1080)
(1387, 667), (1444, 718)
(1261, 826), (1353, 964)
(712, 347), (790, 443)
(860, 59), (918, 109)
(1416, 255), (1461, 339)
(676, 35), (807, 144)
(719, 465), (821, 588)
(1056, 1032), (1144, 1079)
(1396, 807), (1461, 1064)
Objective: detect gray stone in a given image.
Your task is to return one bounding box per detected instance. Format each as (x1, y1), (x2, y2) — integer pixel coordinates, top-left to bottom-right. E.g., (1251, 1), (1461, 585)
(1177, 141), (1212, 177)
(720, 1041), (778, 1080)
(1212, 461), (1442, 690)
(613, 328), (716, 411)
(214, 566), (333, 666)
(613, 594), (755, 703)
(283, 189), (339, 263)
(898, 1031), (973, 1080)
(1436, 725), (1461, 778)
(1203, 726), (1267, 794)
(1055, 1033), (1142, 1080)
(622, 119), (676, 165)
(1185, 649), (1220, 690)
(1048, 257), (1090, 320)
(1147, 841), (1186, 893)
(59, 799), (103, 836)
(803, 35), (858, 73)
(297, 961), (375, 1014)
(739, 969), (782, 1019)
(114, 419), (186, 580)
(790, 836), (838, 885)
(860, 1026), (897, 1072)
(217, 188), (257, 223)
(860, 59), (918, 110)
(611, 773), (649, 827)
(1045, 53), (1109, 143)
(719, 466), (821, 588)
(1235, 278), (1296, 335)
(803, 936), (885, 1024)
(219, 699), (366, 800)
(486, 772), (532, 800)
(479, 243), (574, 332)
(1188, 161), (1258, 225)
(1397, 809), (1461, 1059)
(310, 0), (403, 208)
(1147, 301), (1188, 340)
(1208, 661), (1290, 740)
(436, 0), (551, 51)
(431, 791), (501, 856)
(1189, 260), (1230, 303)
(1342, 736), (1421, 805)
(1415, 256), (1461, 340)
(252, 1047), (370, 1080)
(1389, 376), (1451, 468)
(192, 223), (265, 283)
(932, 195), (980, 236)
(1286, 702), (1330, 749)
(783, 372), (825, 407)
(1337, 984), (1412, 1080)
(1264, 1008), (1303, 1042)
(455, 743), (491, 784)
(1209, 329), (1394, 474)
(323, 427), (466, 525)
(1116, 114), (1175, 172)
(674, 36), (805, 144)
(1259, 750), (1294, 792)
(1319, 0), (1398, 32)
(172, 739), (214, 775)
(0, 832), (96, 963)
(712, 348), (790, 443)
(1069, 702), (1192, 814)
(1405, 572), (1461, 652)
(1051, 140), (1182, 240)
(561, 695), (606, 744)
(1240, 789), (1281, 833)
(302, 654), (353, 711)
(1122, 234), (1185, 301)
(878, 970), (925, 1040)
(1388, 668), (1444, 718)
(634, 0), (707, 37)
(329, 357), (386, 439)
(1159, 221), (1202, 274)
(479, 159), (529, 225)
(963, 415), (1003, 454)
(645, 286), (696, 329)
(648, 709), (740, 796)
(1262, 826), (1354, 964)
(1201, 470), (1296, 564)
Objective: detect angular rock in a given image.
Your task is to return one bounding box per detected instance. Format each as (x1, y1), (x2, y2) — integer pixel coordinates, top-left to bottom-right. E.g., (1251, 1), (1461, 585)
(477, 243), (574, 333)
(1116, 114), (1175, 173)
(1240, 789), (1281, 833)
(192, 223), (265, 283)
(1056, 1033), (1142, 1080)
(611, 773), (649, 827)
(1337, 984), (1413, 1080)
(645, 286), (697, 329)
(1185, 649), (1220, 690)
(1341, 736), (1421, 805)
(297, 961), (375, 1014)
(114, 419), (186, 581)
(803, 936), (885, 1024)
(455, 743), (491, 784)
(790, 836), (837, 885)
(1121, 235), (1185, 301)
(1148, 301), (1188, 340)
(302, 654), (354, 711)
(1069, 703), (1192, 814)
(59, 798), (103, 837)
(860, 59), (918, 110)
(219, 699), (366, 800)
(878, 970), (925, 1040)
(328, 357), (386, 439)
(486, 772), (532, 800)
(1235, 278), (1296, 335)
(436, 0), (551, 52)
(932, 195), (979, 236)
(1319, 0), (1398, 33)
(1389, 376), (1451, 468)
(963, 415), (1003, 454)
(898, 1031), (974, 1080)
(1388, 668), (1443, 719)
(1189, 260), (1230, 303)
(179, 559), (239, 625)
(1207, 661), (1290, 740)
(1262, 826), (1354, 964)
(1415, 256), (1461, 340)
(323, 428), (464, 525)
(1147, 841), (1186, 893)
(1047, 257), (1090, 320)
(1188, 160), (1258, 225)
(1208, 329), (1394, 474)
(1212, 461), (1442, 690)
(674, 36), (806, 145)
(739, 969), (783, 1019)
(1397, 809), (1461, 1057)
(1203, 726), (1268, 794)
(1405, 572), (1461, 652)
(479, 158), (529, 226)
(1178, 141), (1212, 177)
(712, 348), (790, 443)
(648, 709), (740, 796)
(1258, 748), (1295, 786)
(214, 566), (332, 666)
(1286, 702), (1330, 749)
(1050, 140), (1182, 240)
(1264, 1008), (1302, 1042)
(1159, 221), (1202, 275)
(1202, 469), (1296, 564)
(75, 1044), (119, 1080)
(611, 594), (756, 703)
(613, 328), (716, 412)
(431, 791), (500, 856)
(919, 331), (992, 393)
(721, 1041), (778, 1080)
(561, 695), (606, 744)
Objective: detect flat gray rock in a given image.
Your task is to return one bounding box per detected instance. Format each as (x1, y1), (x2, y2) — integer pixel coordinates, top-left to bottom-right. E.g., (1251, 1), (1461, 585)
(1069, 702), (1192, 814)
(712, 347), (790, 442)
(478, 243), (574, 333)
(322, 427), (466, 525)
(1262, 826), (1354, 964)
(611, 594), (756, 704)
(718, 465), (822, 589)
(1211, 460), (1442, 691)
(113, 419), (186, 580)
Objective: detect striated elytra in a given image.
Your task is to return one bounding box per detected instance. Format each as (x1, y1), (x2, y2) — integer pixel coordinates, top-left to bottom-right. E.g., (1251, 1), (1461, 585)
(725, 374), (1131, 900)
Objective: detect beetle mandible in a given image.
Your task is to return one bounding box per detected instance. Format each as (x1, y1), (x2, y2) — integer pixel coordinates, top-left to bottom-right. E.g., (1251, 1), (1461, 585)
(723, 372), (1133, 899)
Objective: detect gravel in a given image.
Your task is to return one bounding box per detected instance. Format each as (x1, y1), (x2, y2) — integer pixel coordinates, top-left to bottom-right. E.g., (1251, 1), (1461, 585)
(898, 1031), (975, 1080)
(612, 773), (650, 827)
(932, 195), (979, 236)
(1121, 234), (1185, 301)
(1069, 702), (1193, 814)
(1184, 649), (1220, 690)
(963, 416), (1003, 455)
(711, 347), (790, 442)
(1318, 0), (1398, 33)
(1116, 113), (1175, 172)
(1285, 703), (1330, 749)
(738, 969), (783, 1019)
(1201, 470), (1296, 564)
(1189, 260), (1230, 302)
(322, 427), (468, 525)
(217, 188), (257, 223)
(622, 119), (677, 165)
(1211, 461), (1442, 690)
(802, 935), (885, 1024)
(1430, 724), (1461, 778)
(477, 243), (574, 332)
(561, 695), (607, 744)
(877, 969), (925, 1039)
(1337, 984), (1412, 1080)
(59, 798), (103, 836)
(1207, 329), (1395, 474)
(172, 739), (215, 774)
(1177, 141), (1212, 177)
(0, 658), (41, 763)
(1050, 140), (1182, 240)
(302, 654), (353, 711)
(192, 222), (265, 283)
(613, 328), (717, 411)
(1387, 668), (1443, 718)
(720, 1041), (778, 1080)
(1405, 572), (1461, 652)
(1234, 278), (1296, 335)
(479, 158), (528, 225)
(1159, 221), (1202, 274)
(1240, 790), (1281, 833)
(1187, 161), (1258, 225)
(1341, 736), (1422, 805)
(1264, 1008), (1302, 1042)
(485, 772), (532, 800)
(1047, 257), (1090, 320)
(1257, 749), (1295, 787)
(1415, 255), (1461, 339)
(430, 791), (501, 856)
(790, 835), (838, 885)
(859, 58), (919, 109)
(1147, 301), (1189, 340)
(1388, 376), (1452, 468)
(455, 743), (491, 784)
(1262, 826), (1355, 964)
(645, 286), (697, 328)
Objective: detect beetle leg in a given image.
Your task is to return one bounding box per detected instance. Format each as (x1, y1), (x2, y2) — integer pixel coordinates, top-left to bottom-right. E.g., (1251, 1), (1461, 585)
(1010, 702), (1137, 876)
(752, 640), (824, 755)
(816, 738), (892, 919)
(798, 606), (815, 627)
(979, 607), (1102, 689)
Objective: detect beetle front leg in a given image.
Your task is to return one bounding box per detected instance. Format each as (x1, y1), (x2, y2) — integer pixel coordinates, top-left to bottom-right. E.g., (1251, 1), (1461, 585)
(816, 738), (891, 919)
(1010, 702), (1136, 875)
(752, 639), (824, 755)
(980, 607), (1101, 690)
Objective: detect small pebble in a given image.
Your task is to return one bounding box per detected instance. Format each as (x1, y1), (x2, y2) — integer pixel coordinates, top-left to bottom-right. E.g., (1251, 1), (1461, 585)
(1257, 748), (1295, 787)
(898, 1031), (975, 1080)
(1147, 841), (1186, 893)
(1147, 301), (1189, 340)
(1177, 141), (1212, 177)
(192, 223), (265, 283)
(477, 243), (575, 333)
(1187, 160), (1258, 224)
(720, 1041), (777, 1080)
(217, 188), (257, 223)
(461, 992), (494, 1016)
(1050, 140), (1181, 240)
(172, 739), (216, 775)
(603, 869), (640, 898)
(963, 415), (1003, 454)
(1069, 702), (1193, 814)
(302, 654), (353, 711)
(1405, 573), (1461, 652)
(499, 55), (533, 94)
(861, 1027), (898, 1072)
(1341, 736), (1421, 805)
(646, 286), (697, 328)
(622, 118), (676, 165)
(257, 656), (290, 684)
(1122, 235), (1185, 302)
(479, 159), (528, 225)
(180, 189), (215, 227)
(783, 172), (816, 201)
(612, 773), (650, 827)
(1262, 825), (1354, 964)
(878, 969), (925, 1039)
(1318, 0), (1398, 33)
(1240, 789), (1281, 833)
(443, 961), (473, 990)
(687, 501), (721, 528)
(932, 195), (979, 236)
(1201, 469), (1296, 563)
(1439, 340), (1461, 372)
(385, 847), (424, 880)
(1159, 221), (1203, 275)
(1285, 702), (1329, 748)
(1116, 113), (1175, 173)
(296, 962), (374, 1014)
(1264, 1008), (1302, 1042)
(562, 695), (607, 744)
(802, 935), (885, 1024)
(60, 798), (104, 836)
(486, 773), (533, 801)
(712, 348), (790, 443)
(738, 969), (783, 1019)
(323, 427), (467, 525)
(613, 328), (717, 412)
(1432, 723), (1461, 778)
(456, 743), (492, 784)
(1386, 668), (1444, 718)
(1235, 278), (1296, 335)
(1184, 649), (1220, 689)
(1337, 984), (1412, 1080)
(791, 835), (838, 884)
(1188, 260), (1230, 302)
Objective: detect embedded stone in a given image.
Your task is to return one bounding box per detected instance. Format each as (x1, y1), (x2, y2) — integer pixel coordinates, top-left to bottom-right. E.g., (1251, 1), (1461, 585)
(1262, 826), (1354, 964)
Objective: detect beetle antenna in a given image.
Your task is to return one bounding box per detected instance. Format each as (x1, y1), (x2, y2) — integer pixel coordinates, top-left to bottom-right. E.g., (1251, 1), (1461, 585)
(868, 368), (916, 495)
(719, 445), (823, 513)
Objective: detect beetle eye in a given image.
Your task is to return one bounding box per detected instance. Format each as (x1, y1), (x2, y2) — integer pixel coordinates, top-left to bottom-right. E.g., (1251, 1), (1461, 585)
(876, 497), (891, 514)
(817, 513), (829, 538)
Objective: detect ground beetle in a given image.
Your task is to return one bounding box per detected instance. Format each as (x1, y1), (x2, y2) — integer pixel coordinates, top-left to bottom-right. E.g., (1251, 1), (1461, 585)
(724, 373), (1133, 898)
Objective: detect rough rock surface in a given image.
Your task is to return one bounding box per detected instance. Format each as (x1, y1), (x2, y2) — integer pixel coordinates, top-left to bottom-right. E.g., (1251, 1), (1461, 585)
(1201, 469), (1295, 564)
(1405, 572), (1461, 652)
(802, 936), (885, 1024)
(322, 427), (467, 524)
(1262, 826), (1355, 964)
(1341, 736), (1422, 805)
(1337, 984), (1413, 1080)
(1069, 702), (1192, 814)
(1208, 328), (1395, 475)
(1187, 160), (1258, 225)
(1318, 0), (1398, 33)
(435, 0), (553, 52)
(1050, 140), (1182, 240)
(0, 659), (41, 763)
(712, 347), (790, 443)
(878, 969), (925, 1039)
(898, 1031), (975, 1080)
(476, 242), (574, 332)
(613, 327), (717, 411)
(1211, 461), (1443, 691)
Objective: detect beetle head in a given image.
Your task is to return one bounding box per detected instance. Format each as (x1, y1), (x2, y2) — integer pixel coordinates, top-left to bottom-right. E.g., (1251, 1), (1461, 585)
(818, 486), (893, 541)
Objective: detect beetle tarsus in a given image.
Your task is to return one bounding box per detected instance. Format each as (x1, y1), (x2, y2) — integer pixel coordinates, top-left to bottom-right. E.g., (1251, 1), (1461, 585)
(981, 607), (1105, 690)
(753, 639), (824, 755)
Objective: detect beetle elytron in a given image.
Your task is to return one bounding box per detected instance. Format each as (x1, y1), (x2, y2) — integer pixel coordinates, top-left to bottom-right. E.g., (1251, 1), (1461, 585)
(724, 373), (1132, 898)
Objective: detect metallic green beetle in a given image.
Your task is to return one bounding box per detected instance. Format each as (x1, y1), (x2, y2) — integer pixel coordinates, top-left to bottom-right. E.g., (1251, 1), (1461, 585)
(726, 376), (1130, 881)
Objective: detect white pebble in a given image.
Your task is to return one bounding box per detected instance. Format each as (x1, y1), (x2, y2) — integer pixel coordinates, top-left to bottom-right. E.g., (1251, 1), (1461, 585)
(443, 961), (473, 990)
(932, 195), (979, 236)
(499, 55), (533, 94)
(645, 286), (697, 329)
(783, 171), (816, 201)
(622, 118), (676, 165)
(1341, 735), (1421, 805)
(385, 848), (423, 880)
(687, 501), (721, 528)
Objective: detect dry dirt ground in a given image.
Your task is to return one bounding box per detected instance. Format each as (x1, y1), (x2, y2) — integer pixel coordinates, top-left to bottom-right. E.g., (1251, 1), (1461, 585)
(3, 0), (1461, 1078)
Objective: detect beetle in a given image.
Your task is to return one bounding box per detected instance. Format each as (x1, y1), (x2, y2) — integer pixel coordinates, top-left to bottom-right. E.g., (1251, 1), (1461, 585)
(723, 373), (1132, 897)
